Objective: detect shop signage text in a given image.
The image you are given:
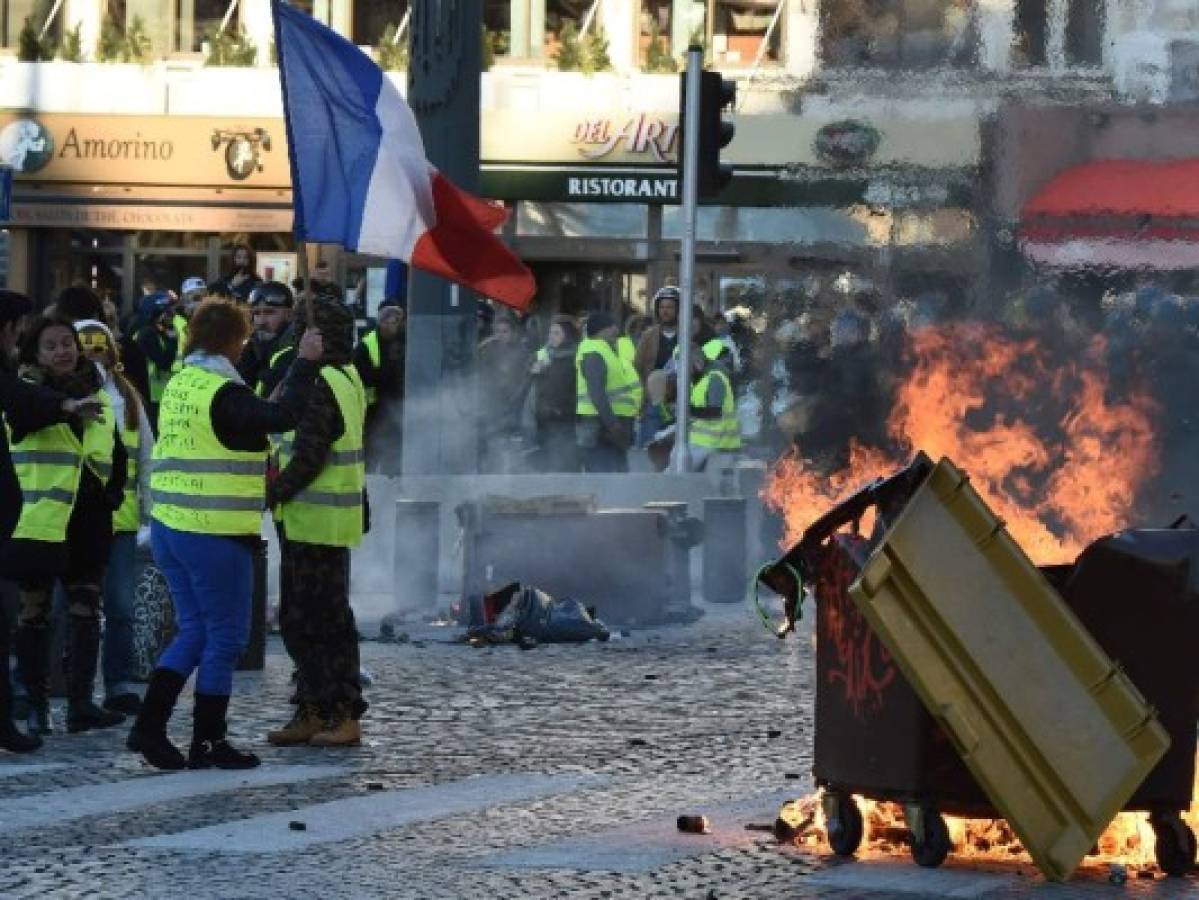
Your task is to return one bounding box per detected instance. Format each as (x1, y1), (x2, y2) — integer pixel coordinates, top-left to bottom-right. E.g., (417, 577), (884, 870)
(573, 113), (679, 163)
(58, 128), (175, 162)
(567, 175), (679, 201)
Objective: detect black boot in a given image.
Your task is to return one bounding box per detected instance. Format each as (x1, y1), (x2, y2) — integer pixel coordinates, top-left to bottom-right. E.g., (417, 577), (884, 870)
(188, 693), (259, 770)
(0, 673), (40, 753)
(65, 618), (125, 734)
(14, 624), (53, 735)
(126, 668), (187, 770)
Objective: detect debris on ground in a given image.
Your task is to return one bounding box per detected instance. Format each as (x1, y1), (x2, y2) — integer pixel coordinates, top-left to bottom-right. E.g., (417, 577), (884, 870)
(459, 582), (610, 645)
(676, 815), (710, 834)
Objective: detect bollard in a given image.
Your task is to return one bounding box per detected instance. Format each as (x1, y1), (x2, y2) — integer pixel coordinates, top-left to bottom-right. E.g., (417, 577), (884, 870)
(394, 500), (441, 610)
(644, 501), (697, 620)
(703, 497), (747, 604)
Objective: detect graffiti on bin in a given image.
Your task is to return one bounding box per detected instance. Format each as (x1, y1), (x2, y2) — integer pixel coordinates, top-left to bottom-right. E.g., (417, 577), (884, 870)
(817, 538), (897, 721)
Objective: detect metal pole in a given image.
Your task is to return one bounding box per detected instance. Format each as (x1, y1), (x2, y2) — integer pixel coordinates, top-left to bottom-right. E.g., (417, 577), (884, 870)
(673, 46), (702, 474)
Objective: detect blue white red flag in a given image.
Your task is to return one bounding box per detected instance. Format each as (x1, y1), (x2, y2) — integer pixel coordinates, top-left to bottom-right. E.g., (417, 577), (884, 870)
(271, 1), (535, 310)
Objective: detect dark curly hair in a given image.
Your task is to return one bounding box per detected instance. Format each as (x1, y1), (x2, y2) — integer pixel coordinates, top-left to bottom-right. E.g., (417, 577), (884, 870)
(18, 315), (83, 368)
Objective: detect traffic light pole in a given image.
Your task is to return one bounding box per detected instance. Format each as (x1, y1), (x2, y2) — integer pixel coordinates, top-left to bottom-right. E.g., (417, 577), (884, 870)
(673, 46), (703, 474)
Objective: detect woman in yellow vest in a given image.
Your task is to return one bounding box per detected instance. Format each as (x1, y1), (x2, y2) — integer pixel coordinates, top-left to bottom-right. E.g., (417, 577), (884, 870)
(265, 301), (368, 748)
(74, 320), (155, 718)
(0, 317), (128, 736)
(126, 298), (322, 771)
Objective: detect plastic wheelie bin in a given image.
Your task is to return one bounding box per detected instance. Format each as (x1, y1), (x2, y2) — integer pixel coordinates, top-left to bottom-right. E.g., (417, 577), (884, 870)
(1054, 525), (1199, 876)
(758, 454), (1189, 881)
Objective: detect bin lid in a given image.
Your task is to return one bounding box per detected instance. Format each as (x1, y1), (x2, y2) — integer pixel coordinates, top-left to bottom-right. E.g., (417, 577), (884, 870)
(850, 458), (1171, 882)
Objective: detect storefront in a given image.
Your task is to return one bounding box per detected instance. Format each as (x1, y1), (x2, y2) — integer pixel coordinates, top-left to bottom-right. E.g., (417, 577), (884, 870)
(1, 96), (983, 320)
(483, 100), (984, 320)
(0, 110), (293, 309)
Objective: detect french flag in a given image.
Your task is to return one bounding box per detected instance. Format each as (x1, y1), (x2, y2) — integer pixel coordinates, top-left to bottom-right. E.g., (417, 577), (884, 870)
(271, 1), (535, 311)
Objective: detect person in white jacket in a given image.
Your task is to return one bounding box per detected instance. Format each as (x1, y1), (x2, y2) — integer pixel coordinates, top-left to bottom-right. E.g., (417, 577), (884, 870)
(74, 320), (154, 716)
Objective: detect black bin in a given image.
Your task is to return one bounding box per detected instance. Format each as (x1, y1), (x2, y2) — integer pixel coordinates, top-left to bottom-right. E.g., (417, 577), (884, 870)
(1056, 527), (1199, 872)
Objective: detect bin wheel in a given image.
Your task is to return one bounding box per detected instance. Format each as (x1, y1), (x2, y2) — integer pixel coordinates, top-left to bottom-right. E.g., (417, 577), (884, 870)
(910, 811), (952, 868)
(1151, 815), (1197, 878)
(826, 796), (864, 857)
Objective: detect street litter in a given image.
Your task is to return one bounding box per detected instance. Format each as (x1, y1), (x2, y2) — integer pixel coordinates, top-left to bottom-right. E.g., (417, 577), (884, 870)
(676, 815), (710, 834)
(460, 582), (610, 645)
(756, 453), (1196, 882)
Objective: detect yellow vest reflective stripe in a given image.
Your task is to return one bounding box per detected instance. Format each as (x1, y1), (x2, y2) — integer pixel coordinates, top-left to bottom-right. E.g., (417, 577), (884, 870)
(151, 366), (266, 536)
(689, 369), (741, 450)
(278, 365), (366, 548)
(362, 331), (381, 406)
(536, 346), (549, 364)
(9, 390), (115, 543)
(576, 339), (640, 418)
(114, 422), (140, 533)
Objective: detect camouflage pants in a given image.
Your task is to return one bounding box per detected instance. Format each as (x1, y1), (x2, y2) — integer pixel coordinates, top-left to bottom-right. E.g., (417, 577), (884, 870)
(278, 539), (365, 721)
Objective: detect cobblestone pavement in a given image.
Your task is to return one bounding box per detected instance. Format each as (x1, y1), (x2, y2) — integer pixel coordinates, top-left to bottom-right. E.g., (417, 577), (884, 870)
(0, 601), (1195, 899)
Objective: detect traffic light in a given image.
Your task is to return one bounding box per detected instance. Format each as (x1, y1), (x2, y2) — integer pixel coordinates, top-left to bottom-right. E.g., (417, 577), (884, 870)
(679, 68), (737, 198)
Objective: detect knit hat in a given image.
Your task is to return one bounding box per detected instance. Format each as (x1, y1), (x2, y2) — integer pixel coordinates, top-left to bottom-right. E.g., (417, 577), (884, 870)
(585, 311), (616, 338)
(74, 318), (117, 361)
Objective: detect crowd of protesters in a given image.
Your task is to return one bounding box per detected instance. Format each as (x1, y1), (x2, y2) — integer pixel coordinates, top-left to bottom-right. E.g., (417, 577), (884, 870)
(0, 243), (379, 763)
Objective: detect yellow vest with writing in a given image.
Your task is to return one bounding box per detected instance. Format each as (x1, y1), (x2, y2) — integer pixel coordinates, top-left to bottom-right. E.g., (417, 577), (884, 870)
(151, 366), (266, 536)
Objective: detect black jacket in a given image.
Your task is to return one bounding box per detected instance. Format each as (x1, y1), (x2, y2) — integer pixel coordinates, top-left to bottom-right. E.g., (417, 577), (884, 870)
(0, 364), (66, 543)
(210, 358), (318, 453)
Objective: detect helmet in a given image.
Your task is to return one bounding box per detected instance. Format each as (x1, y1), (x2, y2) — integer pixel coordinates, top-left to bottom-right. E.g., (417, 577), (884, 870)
(249, 281), (294, 308)
(180, 276), (207, 298)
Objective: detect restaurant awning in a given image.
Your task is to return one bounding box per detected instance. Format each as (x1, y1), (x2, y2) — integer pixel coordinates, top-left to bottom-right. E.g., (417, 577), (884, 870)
(1019, 159), (1199, 269)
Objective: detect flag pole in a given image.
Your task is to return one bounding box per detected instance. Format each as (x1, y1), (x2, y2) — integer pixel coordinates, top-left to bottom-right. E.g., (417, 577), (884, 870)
(296, 240), (313, 327)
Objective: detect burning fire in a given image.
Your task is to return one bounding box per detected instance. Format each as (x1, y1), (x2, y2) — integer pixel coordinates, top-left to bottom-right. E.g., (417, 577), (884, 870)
(776, 755), (1198, 875)
(765, 324), (1159, 564)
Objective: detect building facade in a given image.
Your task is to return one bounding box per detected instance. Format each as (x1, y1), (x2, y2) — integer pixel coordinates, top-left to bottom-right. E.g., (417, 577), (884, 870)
(0, 0), (1195, 319)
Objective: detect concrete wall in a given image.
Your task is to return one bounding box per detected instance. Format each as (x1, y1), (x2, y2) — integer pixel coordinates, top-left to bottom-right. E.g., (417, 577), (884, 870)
(315, 471), (773, 625)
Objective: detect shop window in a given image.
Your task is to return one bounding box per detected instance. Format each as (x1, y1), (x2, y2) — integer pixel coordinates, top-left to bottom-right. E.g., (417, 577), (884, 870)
(711, 0), (783, 67)
(662, 206), (870, 244)
(177, 0), (232, 53)
(2, 0), (61, 50)
(1012, 0), (1102, 69)
(820, 0), (977, 70)
(353, 0), (405, 47)
(517, 203), (648, 238)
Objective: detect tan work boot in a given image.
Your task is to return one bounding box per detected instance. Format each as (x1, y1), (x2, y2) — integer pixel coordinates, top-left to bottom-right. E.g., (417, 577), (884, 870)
(267, 707), (324, 746)
(308, 717), (361, 747)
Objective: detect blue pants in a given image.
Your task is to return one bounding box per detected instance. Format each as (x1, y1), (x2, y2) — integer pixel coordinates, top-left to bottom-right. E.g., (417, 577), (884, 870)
(102, 532), (138, 697)
(151, 521), (252, 697)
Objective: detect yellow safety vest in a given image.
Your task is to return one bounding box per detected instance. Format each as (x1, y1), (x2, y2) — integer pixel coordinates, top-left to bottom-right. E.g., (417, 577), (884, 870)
(256, 344), (294, 399)
(689, 369), (741, 451)
(171, 315), (188, 372)
(278, 365), (366, 548)
(9, 389), (115, 543)
(575, 339), (640, 418)
(617, 335), (635, 367)
(114, 420), (140, 533)
(361, 330), (381, 407)
(144, 328), (178, 405)
(150, 366), (266, 536)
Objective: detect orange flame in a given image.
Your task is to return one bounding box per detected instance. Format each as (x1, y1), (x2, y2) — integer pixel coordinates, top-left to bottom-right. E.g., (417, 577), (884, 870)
(765, 324), (1159, 564)
(779, 757), (1197, 874)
